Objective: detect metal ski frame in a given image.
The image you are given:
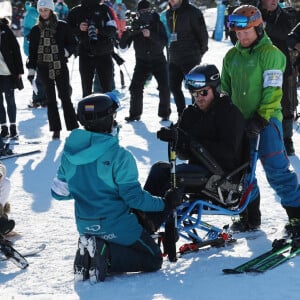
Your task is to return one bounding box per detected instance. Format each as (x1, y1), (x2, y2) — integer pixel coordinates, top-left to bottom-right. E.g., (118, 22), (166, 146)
(175, 135), (260, 245)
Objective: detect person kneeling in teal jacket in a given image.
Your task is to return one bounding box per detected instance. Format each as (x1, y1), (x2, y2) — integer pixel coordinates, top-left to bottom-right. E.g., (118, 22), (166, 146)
(51, 92), (182, 283)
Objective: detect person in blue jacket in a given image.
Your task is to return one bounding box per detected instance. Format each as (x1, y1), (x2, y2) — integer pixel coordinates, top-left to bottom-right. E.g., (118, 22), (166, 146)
(51, 93), (181, 283)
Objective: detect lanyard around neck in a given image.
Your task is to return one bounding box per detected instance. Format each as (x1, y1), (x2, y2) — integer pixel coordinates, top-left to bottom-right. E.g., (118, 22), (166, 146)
(172, 11), (177, 33)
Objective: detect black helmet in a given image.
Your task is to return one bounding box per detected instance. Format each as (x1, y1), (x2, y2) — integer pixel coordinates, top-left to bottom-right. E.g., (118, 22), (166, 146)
(185, 64), (221, 92)
(77, 94), (119, 133)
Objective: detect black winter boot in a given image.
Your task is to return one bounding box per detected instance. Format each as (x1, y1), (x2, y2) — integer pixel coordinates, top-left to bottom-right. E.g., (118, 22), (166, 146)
(0, 144), (13, 157)
(89, 237), (109, 283)
(0, 216), (15, 235)
(230, 208), (249, 232)
(284, 138), (295, 156)
(284, 206), (300, 238)
(230, 195), (261, 232)
(0, 125), (9, 138)
(74, 247), (90, 281)
(9, 124), (18, 139)
(247, 195), (261, 228)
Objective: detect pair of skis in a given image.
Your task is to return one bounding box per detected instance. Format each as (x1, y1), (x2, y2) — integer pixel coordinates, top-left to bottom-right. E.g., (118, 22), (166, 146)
(0, 235), (46, 269)
(223, 238), (300, 274)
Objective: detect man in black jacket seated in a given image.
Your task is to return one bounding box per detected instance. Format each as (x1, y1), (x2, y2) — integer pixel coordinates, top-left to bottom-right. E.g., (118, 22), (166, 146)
(144, 64), (246, 204)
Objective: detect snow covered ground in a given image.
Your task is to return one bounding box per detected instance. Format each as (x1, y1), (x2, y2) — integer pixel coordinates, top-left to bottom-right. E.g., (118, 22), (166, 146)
(1, 7), (300, 300)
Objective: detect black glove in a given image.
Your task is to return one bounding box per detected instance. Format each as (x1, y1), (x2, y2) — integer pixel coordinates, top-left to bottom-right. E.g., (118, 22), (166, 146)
(246, 113), (269, 138)
(164, 187), (183, 210)
(157, 127), (177, 142)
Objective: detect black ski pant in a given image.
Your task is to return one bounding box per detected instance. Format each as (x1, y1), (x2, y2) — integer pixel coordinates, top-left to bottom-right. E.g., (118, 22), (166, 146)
(0, 75), (16, 125)
(169, 59), (201, 116)
(79, 54), (113, 97)
(38, 63), (79, 132)
(108, 229), (162, 273)
(143, 161), (210, 228)
(128, 57), (170, 118)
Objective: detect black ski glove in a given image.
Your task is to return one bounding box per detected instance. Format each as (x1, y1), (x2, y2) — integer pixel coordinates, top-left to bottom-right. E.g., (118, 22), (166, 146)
(157, 127), (177, 142)
(246, 113), (269, 138)
(164, 187), (183, 210)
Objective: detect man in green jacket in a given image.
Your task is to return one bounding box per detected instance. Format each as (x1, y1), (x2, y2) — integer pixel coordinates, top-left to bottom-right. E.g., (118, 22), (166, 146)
(221, 5), (300, 235)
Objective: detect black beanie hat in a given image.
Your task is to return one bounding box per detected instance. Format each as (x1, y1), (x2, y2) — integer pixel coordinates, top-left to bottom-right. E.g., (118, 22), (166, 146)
(137, 0), (150, 11)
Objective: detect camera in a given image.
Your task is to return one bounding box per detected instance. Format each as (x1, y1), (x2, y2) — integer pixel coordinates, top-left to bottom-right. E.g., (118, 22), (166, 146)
(125, 11), (150, 33)
(88, 21), (98, 44)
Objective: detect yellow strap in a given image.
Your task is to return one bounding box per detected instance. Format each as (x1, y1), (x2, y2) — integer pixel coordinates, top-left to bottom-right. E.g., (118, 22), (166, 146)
(172, 11), (177, 33)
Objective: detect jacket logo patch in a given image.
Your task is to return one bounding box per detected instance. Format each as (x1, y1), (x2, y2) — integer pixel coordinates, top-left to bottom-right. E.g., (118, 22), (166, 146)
(85, 225), (101, 232)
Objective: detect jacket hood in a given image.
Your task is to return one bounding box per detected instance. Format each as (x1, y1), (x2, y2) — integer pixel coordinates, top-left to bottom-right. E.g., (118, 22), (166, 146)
(63, 128), (119, 165)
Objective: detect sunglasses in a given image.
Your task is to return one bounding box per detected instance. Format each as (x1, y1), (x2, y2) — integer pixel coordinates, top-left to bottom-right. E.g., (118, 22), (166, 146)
(227, 11), (261, 29)
(191, 89), (210, 97)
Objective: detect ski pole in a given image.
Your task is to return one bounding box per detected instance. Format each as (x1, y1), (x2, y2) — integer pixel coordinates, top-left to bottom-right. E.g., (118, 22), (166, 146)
(165, 129), (179, 262)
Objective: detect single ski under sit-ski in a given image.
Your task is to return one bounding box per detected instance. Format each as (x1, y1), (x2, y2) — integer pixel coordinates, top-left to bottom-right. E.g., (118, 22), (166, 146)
(0, 236), (29, 269)
(223, 238), (300, 274)
(0, 149), (41, 160)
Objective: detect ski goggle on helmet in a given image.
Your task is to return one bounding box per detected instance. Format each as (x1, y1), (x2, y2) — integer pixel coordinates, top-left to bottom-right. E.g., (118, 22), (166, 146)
(185, 64), (220, 92)
(227, 5), (263, 31)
